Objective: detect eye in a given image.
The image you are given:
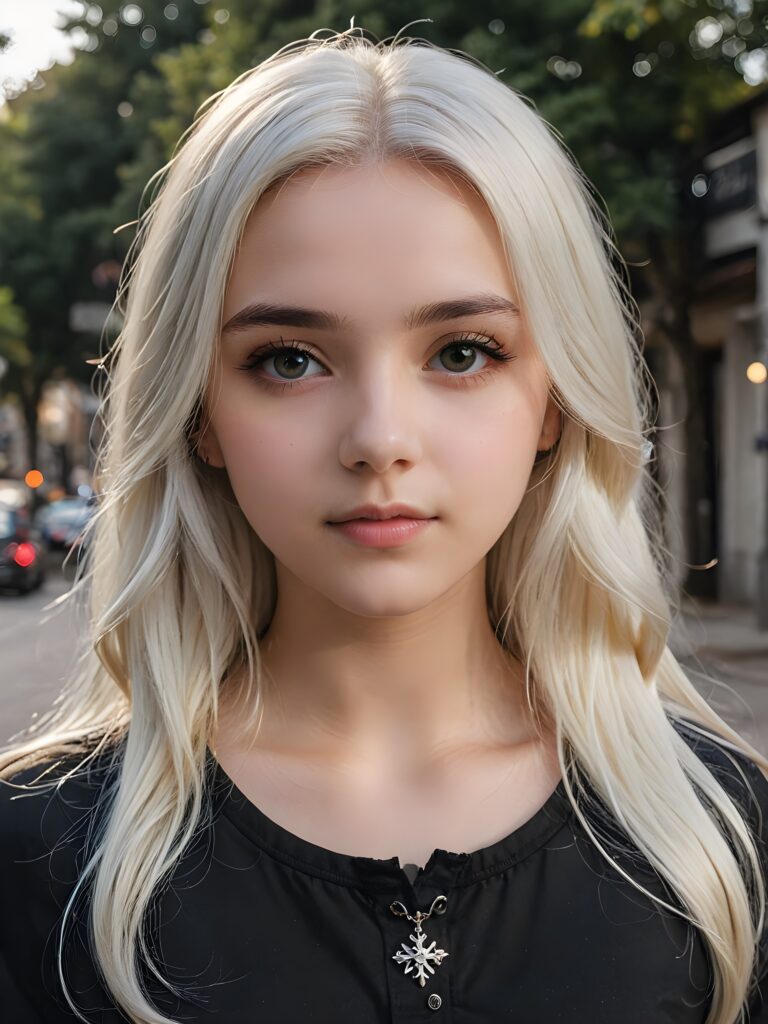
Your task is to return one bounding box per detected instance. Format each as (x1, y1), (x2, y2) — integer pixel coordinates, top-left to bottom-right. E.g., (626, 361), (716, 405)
(241, 339), (323, 384)
(240, 329), (518, 389)
(428, 337), (518, 378)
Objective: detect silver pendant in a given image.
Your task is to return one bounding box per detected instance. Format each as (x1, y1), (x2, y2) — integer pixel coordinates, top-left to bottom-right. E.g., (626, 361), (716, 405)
(390, 894), (449, 988)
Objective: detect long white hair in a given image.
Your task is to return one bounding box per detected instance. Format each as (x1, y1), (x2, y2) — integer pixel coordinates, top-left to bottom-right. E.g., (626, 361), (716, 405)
(2, 25), (766, 1024)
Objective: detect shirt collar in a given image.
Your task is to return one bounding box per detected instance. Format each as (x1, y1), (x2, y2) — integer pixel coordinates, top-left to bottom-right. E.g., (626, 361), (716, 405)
(206, 747), (572, 893)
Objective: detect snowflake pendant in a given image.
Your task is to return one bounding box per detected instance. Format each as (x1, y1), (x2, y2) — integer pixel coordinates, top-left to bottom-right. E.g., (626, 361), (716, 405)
(392, 919), (450, 988)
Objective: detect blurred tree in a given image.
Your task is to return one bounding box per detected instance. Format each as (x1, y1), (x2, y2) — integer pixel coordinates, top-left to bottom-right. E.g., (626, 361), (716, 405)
(0, 287), (28, 366)
(0, 0), (206, 473)
(0, 108), (41, 470)
(0, 283), (34, 470)
(570, 0), (768, 591)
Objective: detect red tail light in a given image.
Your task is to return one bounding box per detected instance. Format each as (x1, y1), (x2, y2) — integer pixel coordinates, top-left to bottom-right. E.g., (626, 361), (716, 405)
(4, 542), (36, 568)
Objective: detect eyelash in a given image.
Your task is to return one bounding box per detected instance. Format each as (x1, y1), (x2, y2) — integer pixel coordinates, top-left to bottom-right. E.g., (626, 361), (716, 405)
(238, 332), (517, 393)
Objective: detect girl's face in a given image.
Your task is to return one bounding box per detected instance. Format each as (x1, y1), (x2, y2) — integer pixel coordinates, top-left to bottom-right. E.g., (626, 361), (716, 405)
(203, 158), (560, 618)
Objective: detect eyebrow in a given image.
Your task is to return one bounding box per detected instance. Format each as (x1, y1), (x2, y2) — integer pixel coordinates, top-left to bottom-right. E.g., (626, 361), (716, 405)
(221, 293), (520, 335)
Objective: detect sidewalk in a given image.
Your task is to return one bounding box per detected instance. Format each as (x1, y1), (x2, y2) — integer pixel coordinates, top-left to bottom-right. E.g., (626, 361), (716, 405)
(670, 598), (768, 660)
(669, 597), (768, 754)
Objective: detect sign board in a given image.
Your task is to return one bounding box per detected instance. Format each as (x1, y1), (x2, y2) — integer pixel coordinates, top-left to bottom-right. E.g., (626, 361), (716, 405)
(705, 149), (757, 218)
(69, 302), (120, 335)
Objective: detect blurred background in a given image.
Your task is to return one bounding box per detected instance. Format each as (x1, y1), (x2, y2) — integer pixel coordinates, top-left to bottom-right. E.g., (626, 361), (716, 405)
(0, 0), (766, 751)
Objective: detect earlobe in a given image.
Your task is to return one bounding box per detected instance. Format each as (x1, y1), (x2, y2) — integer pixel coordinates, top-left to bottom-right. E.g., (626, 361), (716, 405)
(198, 445), (224, 469)
(195, 426), (225, 469)
(538, 401), (563, 451)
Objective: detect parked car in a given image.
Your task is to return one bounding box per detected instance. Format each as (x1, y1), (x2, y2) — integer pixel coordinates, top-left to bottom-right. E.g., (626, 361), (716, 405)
(35, 496), (94, 551)
(0, 503), (46, 594)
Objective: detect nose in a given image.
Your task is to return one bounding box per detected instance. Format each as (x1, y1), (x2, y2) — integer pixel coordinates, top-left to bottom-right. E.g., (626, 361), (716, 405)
(336, 364), (423, 474)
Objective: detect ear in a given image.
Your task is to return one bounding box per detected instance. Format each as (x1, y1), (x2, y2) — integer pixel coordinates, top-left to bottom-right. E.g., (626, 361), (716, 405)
(196, 421), (226, 469)
(537, 395), (562, 453)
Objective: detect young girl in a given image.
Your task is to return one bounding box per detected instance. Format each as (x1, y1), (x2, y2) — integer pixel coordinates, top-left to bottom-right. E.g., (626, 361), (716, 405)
(1, 24), (766, 1024)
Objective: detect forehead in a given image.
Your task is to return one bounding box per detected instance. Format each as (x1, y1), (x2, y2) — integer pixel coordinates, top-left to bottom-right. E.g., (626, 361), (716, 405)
(224, 160), (514, 314)
(256, 158), (490, 224)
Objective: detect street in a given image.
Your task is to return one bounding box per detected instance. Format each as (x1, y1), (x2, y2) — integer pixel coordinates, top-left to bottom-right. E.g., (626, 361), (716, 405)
(671, 600), (768, 757)
(1, 558), (766, 755)
(0, 553), (88, 744)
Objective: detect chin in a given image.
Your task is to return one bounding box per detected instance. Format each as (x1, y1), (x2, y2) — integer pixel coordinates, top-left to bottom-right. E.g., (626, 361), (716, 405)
(321, 581), (448, 618)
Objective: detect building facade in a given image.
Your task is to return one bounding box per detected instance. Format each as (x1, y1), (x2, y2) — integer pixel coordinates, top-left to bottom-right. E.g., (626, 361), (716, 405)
(656, 91), (768, 617)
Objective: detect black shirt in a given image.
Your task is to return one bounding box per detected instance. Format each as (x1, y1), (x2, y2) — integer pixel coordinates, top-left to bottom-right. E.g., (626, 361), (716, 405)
(1, 719), (767, 1023)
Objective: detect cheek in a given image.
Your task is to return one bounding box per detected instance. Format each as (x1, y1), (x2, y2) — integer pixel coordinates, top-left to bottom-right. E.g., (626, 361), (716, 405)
(434, 393), (539, 502)
(212, 404), (319, 533)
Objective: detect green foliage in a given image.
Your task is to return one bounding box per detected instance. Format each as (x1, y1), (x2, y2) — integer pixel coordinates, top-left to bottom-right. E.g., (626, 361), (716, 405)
(0, 0), (767, 414)
(109, 0), (766, 248)
(0, 286), (29, 369)
(0, 0), (206, 412)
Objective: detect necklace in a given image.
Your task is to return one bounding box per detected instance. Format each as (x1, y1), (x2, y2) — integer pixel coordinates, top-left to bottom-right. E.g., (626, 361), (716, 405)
(389, 893), (450, 988)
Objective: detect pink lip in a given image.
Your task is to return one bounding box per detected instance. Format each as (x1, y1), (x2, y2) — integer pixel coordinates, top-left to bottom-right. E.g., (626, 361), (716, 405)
(329, 502), (431, 522)
(328, 516), (436, 548)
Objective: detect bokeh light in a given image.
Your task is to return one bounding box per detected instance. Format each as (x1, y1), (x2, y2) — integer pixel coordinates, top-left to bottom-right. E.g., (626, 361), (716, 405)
(746, 361), (768, 384)
(120, 4), (144, 26)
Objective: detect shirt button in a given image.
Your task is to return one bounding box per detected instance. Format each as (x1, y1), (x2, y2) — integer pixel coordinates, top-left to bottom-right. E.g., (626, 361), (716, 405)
(427, 993), (442, 1010)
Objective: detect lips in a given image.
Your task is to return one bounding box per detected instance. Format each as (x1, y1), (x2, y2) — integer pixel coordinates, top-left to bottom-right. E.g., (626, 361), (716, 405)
(328, 515), (436, 548)
(328, 503), (434, 524)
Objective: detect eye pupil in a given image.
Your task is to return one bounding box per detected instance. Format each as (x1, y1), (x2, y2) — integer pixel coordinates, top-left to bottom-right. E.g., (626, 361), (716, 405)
(276, 352), (309, 379)
(441, 343), (477, 372)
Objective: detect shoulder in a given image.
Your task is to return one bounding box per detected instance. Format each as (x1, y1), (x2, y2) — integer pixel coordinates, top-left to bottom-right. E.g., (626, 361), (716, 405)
(0, 742), (122, 889)
(0, 744), (123, 1016)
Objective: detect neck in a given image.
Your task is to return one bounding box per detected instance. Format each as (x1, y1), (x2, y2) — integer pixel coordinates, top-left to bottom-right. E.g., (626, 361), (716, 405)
(219, 560), (544, 775)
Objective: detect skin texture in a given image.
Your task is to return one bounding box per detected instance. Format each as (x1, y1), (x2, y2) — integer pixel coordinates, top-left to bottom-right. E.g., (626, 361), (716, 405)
(203, 159), (563, 864)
